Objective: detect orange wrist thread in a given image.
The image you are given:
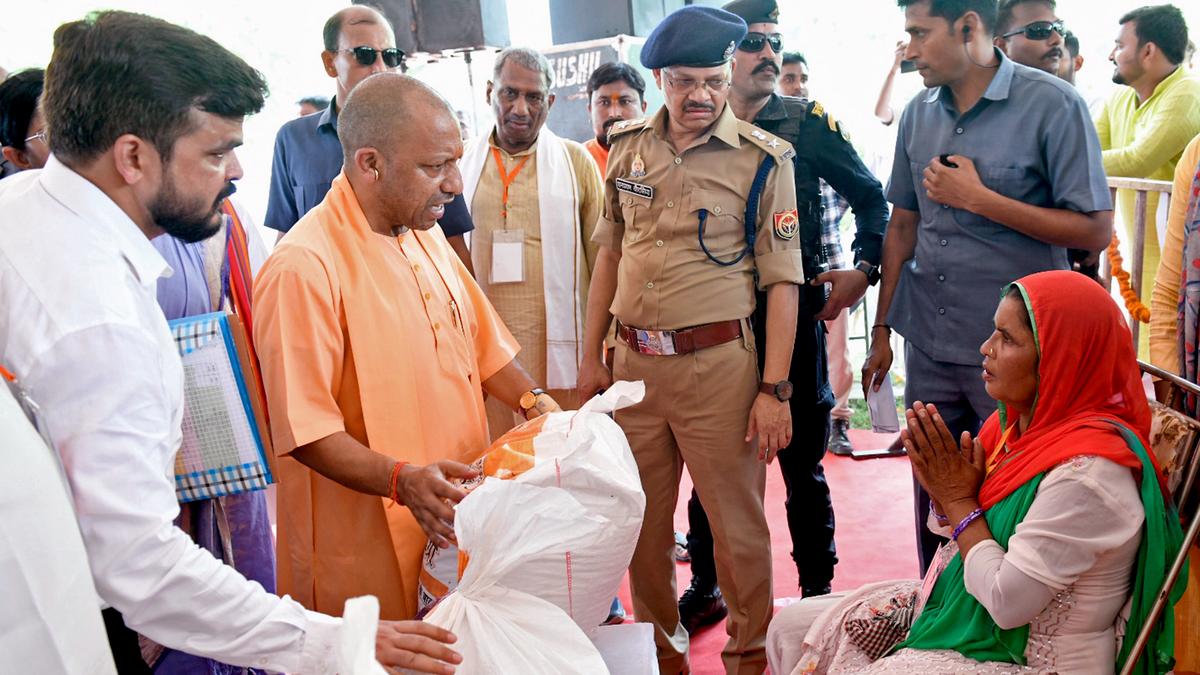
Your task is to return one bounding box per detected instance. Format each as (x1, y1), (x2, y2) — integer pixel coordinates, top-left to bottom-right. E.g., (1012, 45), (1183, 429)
(388, 461), (409, 507)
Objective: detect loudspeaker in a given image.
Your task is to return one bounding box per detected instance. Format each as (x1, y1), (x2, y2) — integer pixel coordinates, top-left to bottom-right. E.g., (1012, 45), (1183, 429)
(358, 0), (510, 54)
(548, 0), (688, 44)
(357, 0), (418, 55)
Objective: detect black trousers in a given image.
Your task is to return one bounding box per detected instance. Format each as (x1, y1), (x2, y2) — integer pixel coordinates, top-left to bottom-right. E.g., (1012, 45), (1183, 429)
(687, 303), (838, 590)
(103, 608), (153, 674)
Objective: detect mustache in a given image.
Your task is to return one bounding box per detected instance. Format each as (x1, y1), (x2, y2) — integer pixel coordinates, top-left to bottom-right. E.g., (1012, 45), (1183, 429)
(427, 193), (454, 207)
(753, 60), (779, 75)
(602, 117), (622, 132)
(683, 102), (715, 113)
(214, 182), (236, 208)
(1043, 47), (1063, 60)
(504, 115), (532, 125)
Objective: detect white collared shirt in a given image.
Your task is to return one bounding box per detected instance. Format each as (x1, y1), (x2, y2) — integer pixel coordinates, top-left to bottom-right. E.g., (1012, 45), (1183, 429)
(0, 158), (339, 672)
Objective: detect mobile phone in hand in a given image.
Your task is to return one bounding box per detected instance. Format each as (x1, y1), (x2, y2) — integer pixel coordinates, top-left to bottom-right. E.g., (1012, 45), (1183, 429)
(900, 59), (918, 73)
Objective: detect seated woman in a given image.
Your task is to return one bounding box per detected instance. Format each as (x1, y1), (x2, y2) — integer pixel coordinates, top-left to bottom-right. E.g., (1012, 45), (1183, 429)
(768, 271), (1186, 675)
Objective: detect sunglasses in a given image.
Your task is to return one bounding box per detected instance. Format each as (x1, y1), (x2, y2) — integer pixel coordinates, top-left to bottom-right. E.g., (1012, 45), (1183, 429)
(339, 46), (405, 68)
(738, 32), (784, 54)
(1001, 20), (1066, 41)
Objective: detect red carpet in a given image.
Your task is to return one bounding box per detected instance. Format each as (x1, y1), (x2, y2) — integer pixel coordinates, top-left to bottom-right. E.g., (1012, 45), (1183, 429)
(614, 428), (919, 674)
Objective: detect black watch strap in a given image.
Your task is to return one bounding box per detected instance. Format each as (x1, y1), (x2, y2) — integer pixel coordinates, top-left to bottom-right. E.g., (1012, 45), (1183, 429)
(854, 259), (881, 286)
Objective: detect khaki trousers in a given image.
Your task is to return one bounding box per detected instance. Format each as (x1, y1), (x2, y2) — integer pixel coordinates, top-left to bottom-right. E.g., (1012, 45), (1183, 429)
(485, 388), (578, 441)
(613, 336), (773, 675)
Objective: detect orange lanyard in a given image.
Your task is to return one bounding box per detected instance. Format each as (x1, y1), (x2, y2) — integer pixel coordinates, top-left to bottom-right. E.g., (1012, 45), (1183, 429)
(0, 363), (14, 382)
(986, 422), (1018, 475)
(491, 147), (530, 220)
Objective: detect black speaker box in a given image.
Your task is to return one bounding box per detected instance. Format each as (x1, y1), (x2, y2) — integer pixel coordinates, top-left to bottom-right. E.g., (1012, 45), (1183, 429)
(549, 0), (700, 44)
(358, 0), (510, 54)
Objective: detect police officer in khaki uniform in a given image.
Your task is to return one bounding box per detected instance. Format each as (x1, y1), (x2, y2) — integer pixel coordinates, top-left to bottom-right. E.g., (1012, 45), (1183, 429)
(678, 0), (894, 634)
(577, 6), (803, 674)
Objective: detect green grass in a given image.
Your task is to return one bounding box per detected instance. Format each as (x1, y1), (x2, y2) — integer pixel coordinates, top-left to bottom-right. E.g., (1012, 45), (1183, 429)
(847, 396), (904, 431)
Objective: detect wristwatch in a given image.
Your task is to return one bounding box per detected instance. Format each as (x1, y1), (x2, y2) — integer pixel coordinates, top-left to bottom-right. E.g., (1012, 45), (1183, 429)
(759, 380), (794, 402)
(519, 388), (549, 416)
(854, 259), (881, 286)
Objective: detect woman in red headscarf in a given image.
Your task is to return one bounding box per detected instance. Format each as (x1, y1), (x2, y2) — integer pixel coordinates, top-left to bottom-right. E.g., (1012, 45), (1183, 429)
(768, 271), (1186, 675)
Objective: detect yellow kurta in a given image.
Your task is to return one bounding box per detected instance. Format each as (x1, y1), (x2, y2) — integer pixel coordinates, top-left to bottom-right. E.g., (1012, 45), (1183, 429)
(469, 131), (603, 435)
(1149, 133), (1200, 372)
(253, 173), (519, 619)
(1097, 66), (1200, 356)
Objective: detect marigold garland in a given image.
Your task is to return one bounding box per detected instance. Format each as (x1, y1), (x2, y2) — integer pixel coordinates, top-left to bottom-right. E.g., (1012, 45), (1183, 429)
(1107, 231), (1150, 323)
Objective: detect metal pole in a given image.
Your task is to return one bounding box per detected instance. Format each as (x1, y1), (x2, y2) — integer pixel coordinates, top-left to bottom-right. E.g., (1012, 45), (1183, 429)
(1118, 512), (1200, 675)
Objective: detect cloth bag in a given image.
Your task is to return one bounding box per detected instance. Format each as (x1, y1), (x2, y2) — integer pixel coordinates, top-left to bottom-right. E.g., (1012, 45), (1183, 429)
(418, 381), (646, 631)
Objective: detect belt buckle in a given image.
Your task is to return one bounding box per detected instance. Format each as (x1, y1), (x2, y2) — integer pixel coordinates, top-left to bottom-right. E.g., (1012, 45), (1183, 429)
(635, 328), (676, 356)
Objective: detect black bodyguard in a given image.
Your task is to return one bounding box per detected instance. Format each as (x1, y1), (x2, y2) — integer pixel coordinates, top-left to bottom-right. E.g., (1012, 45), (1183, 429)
(679, 0), (891, 634)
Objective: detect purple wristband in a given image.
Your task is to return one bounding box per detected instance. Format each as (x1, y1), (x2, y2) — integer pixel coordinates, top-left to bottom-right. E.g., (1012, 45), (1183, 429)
(929, 502), (950, 525)
(951, 507), (984, 541)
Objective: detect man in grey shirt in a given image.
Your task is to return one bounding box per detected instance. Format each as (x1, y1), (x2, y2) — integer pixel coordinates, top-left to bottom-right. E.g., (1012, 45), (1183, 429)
(862, 0), (1112, 572)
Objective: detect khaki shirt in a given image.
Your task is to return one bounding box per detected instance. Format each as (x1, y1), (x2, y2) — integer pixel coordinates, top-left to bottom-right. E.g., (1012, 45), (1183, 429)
(593, 104), (802, 330)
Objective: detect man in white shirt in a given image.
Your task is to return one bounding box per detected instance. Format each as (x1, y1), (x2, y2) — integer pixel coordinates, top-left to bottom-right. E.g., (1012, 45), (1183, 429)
(0, 375), (116, 674)
(0, 11), (459, 674)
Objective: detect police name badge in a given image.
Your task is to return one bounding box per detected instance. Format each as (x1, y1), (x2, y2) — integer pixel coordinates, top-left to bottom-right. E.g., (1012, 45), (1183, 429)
(773, 209), (799, 241)
(630, 153), (646, 178)
(616, 177), (654, 200)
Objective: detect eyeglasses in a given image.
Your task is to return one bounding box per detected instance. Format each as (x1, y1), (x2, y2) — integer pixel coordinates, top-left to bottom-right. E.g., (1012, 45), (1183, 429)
(24, 130), (47, 145)
(338, 46), (405, 68)
(663, 72), (731, 94)
(1001, 20), (1067, 41)
(739, 32), (784, 54)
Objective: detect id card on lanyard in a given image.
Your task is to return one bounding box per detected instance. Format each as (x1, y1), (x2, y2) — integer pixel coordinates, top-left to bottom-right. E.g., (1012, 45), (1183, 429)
(490, 147), (529, 285)
(491, 228), (525, 284)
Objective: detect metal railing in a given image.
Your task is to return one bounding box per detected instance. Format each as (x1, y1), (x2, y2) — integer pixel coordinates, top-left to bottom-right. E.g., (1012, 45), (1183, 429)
(1120, 361), (1200, 675)
(1099, 177), (1174, 346)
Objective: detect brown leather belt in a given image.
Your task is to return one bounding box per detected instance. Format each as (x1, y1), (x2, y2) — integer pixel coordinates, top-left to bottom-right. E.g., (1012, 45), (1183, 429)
(617, 319), (743, 356)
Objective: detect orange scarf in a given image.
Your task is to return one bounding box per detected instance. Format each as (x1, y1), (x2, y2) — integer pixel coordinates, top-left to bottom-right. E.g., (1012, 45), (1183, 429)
(976, 270), (1166, 509)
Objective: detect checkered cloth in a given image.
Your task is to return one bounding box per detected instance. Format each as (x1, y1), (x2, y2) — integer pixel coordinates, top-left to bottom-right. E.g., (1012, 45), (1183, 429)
(820, 179), (850, 270)
(843, 588), (919, 661)
(174, 461), (269, 502)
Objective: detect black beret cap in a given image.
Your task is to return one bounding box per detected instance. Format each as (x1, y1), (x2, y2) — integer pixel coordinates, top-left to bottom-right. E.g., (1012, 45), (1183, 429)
(640, 6), (748, 70)
(721, 0), (781, 25)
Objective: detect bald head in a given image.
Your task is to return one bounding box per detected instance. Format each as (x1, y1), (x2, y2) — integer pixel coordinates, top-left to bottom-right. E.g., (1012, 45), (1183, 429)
(339, 72), (463, 234)
(340, 72), (454, 159)
(323, 5), (393, 52)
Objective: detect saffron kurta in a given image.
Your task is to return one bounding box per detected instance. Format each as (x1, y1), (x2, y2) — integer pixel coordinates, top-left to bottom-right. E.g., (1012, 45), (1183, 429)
(253, 174), (519, 619)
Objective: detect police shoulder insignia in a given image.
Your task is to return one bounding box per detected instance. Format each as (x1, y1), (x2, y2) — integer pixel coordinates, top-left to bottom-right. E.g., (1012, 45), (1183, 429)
(809, 100), (825, 119)
(607, 118), (647, 143)
(737, 120), (793, 160)
(773, 209), (799, 240)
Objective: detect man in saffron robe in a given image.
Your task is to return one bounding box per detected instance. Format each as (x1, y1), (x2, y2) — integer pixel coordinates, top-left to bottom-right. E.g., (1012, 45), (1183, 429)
(254, 72), (558, 620)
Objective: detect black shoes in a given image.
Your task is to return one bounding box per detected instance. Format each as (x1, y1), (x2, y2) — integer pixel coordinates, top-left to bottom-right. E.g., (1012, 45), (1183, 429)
(801, 583), (832, 598)
(828, 418), (854, 456)
(678, 577), (727, 635)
